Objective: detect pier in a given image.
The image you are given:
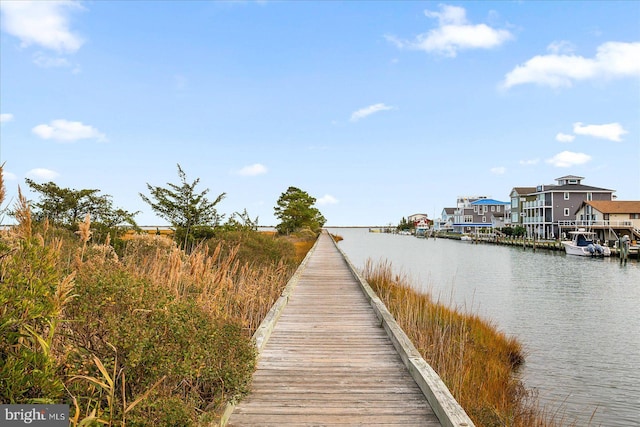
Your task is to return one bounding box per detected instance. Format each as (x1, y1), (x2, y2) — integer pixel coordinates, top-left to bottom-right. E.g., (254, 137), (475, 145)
(224, 231), (473, 427)
(438, 233), (639, 258)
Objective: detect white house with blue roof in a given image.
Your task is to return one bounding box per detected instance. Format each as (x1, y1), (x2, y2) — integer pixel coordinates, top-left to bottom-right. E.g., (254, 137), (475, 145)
(452, 197), (510, 234)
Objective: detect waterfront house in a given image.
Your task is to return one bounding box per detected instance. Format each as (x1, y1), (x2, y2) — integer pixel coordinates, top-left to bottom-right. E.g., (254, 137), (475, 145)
(415, 218), (432, 236)
(408, 213), (429, 225)
(434, 207), (456, 232)
(509, 187), (537, 227)
(521, 175), (615, 239)
(452, 196), (510, 234)
(573, 200), (640, 244)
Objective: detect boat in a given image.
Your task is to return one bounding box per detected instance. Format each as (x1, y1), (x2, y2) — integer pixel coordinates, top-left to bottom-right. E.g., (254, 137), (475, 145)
(460, 235), (473, 242)
(561, 229), (611, 257)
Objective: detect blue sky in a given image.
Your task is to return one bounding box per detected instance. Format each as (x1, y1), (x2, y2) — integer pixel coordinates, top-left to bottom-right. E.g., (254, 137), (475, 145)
(1, 1), (639, 226)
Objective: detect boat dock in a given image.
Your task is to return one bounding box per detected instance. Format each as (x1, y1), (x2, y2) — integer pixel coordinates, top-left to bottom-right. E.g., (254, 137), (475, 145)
(438, 233), (639, 258)
(224, 231), (473, 427)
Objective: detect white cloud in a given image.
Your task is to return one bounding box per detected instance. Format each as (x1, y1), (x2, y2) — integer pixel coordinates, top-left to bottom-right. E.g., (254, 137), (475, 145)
(32, 119), (107, 142)
(32, 51), (72, 68)
(2, 170), (17, 181)
(0, 113), (14, 123)
(547, 40), (575, 55)
(490, 167), (506, 175)
(237, 163), (268, 176)
(502, 41), (640, 89)
(317, 194), (339, 205)
(545, 151), (591, 168)
(519, 159), (539, 166)
(556, 132), (575, 143)
(387, 4), (512, 57)
(350, 103), (394, 122)
(0, 0), (84, 53)
(573, 122), (627, 142)
(27, 168), (60, 181)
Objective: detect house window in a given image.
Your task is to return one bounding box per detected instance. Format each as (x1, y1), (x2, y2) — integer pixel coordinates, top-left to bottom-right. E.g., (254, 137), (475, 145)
(587, 192), (593, 201)
(564, 192), (570, 200)
(491, 206), (495, 212)
(464, 215), (473, 223)
(564, 208), (570, 217)
(497, 206), (501, 212)
(631, 213), (640, 219)
(484, 206), (488, 213)
(482, 216), (487, 223)
(473, 206), (478, 212)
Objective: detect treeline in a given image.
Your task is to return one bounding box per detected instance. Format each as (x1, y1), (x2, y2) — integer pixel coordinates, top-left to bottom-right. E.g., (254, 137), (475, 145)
(13, 164), (326, 253)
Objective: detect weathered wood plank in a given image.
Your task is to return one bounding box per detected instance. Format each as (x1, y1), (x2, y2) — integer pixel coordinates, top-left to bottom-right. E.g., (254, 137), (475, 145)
(226, 232), (443, 426)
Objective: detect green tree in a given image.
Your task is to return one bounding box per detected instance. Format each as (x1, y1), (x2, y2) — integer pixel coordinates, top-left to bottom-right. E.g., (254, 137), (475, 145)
(222, 209), (259, 232)
(140, 164), (225, 250)
(23, 179), (138, 244)
(25, 179), (99, 227)
(397, 217), (413, 231)
(512, 225), (527, 237)
(274, 186), (326, 235)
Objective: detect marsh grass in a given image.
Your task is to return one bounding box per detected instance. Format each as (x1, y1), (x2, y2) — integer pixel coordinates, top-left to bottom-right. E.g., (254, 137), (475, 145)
(363, 259), (579, 427)
(1, 172), (314, 425)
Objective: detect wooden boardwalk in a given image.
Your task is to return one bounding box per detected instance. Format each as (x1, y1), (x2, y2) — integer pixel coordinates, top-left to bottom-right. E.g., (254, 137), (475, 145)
(227, 232), (442, 426)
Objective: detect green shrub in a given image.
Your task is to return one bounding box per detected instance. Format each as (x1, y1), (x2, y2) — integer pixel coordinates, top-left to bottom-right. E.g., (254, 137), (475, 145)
(63, 260), (256, 425)
(208, 229), (297, 269)
(0, 237), (68, 403)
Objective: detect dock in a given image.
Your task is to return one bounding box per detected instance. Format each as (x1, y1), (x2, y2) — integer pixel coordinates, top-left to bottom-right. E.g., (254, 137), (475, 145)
(224, 231), (473, 427)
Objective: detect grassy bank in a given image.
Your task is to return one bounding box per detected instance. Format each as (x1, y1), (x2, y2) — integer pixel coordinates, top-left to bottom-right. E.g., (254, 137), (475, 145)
(363, 259), (573, 427)
(0, 187), (316, 425)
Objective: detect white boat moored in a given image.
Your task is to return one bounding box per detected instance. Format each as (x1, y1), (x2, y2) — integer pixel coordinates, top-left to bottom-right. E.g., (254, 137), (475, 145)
(561, 229), (611, 257)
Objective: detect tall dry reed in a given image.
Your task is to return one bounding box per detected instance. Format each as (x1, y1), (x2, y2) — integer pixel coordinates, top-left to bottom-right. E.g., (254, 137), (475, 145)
(363, 259), (575, 427)
(14, 187), (32, 240)
(2, 168), (309, 424)
(121, 233), (296, 335)
(0, 162), (5, 206)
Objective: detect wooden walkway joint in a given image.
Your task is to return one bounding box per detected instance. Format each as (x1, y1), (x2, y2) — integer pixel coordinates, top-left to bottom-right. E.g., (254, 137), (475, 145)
(224, 231), (474, 427)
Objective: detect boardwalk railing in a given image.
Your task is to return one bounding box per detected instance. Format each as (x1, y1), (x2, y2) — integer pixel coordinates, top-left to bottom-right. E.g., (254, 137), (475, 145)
(329, 233), (474, 427)
(222, 231), (474, 427)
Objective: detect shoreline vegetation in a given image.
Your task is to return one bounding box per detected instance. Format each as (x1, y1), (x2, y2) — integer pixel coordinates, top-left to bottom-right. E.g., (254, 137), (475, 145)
(1, 186), (317, 425)
(362, 258), (586, 427)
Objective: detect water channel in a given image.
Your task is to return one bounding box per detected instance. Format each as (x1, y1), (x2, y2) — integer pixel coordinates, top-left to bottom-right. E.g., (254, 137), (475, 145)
(328, 227), (640, 427)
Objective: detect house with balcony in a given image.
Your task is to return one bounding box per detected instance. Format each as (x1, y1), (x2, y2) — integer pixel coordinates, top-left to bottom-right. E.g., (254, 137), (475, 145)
(509, 187), (537, 226)
(452, 196), (510, 234)
(521, 175), (615, 239)
(573, 200), (640, 243)
(434, 207), (456, 232)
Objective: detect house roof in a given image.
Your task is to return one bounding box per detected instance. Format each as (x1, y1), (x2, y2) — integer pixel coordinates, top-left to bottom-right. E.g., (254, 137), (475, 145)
(556, 175), (585, 181)
(443, 207), (456, 214)
(534, 183), (614, 192)
(582, 200), (640, 214)
(470, 198), (510, 205)
(511, 186), (537, 195)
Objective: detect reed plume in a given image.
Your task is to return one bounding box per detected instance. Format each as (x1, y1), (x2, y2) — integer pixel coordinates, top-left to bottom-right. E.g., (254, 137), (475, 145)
(0, 162), (5, 206)
(14, 186), (32, 240)
(75, 213), (92, 262)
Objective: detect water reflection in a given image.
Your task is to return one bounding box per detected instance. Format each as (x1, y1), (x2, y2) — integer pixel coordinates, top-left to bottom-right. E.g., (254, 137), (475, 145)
(330, 228), (640, 427)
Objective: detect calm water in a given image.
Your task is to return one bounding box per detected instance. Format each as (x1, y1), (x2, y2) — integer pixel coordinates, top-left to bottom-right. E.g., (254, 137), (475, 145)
(328, 227), (640, 427)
